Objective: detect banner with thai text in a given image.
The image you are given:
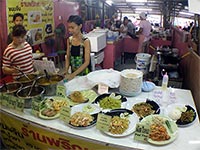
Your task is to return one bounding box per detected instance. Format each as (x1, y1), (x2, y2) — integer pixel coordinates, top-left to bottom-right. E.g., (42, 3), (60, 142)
(6, 0), (54, 45)
(0, 111), (124, 150)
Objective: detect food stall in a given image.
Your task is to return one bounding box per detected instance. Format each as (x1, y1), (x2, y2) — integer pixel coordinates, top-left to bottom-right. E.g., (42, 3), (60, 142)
(0, 69), (199, 150)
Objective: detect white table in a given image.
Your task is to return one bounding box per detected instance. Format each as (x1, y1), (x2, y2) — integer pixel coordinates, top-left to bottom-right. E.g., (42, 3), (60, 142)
(0, 87), (199, 150)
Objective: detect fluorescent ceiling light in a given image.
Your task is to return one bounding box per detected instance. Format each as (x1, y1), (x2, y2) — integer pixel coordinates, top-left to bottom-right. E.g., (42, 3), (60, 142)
(179, 11), (194, 16)
(135, 8), (152, 11)
(106, 0), (113, 6)
(126, 0), (147, 2)
(135, 11), (148, 14)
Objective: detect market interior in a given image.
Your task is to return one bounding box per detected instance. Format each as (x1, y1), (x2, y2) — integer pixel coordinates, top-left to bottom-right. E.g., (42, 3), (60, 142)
(0, 0), (200, 149)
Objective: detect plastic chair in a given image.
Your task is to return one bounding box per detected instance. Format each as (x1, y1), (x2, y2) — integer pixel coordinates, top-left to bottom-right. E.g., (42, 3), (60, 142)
(48, 51), (59, 66)
(45, 38), (59, 66)
(55, 28), (66, 68)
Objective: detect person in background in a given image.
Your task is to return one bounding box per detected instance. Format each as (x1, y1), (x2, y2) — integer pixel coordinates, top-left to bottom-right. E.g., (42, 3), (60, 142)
(127, 19), (136, 39)
(7, 13), (32, 46)
(110, 19), (121, 33)
(189, 22), (194, 33)
(137, 12), (152, 53)
(2, 25), (34, 79)
(119, 17), (129, 38)
(105, 20), (112, 30)
(65, 15), (91, 80)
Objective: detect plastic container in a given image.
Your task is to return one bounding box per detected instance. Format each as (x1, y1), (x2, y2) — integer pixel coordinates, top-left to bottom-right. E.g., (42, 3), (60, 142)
(119, 69), (143, 97)
(162, 73), (169, 90)
(135, 53), (151, 74)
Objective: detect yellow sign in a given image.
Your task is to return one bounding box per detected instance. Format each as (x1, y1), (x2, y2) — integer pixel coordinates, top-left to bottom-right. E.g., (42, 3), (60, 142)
(7, 0), (54, 45)
(0, 111), (125, 150)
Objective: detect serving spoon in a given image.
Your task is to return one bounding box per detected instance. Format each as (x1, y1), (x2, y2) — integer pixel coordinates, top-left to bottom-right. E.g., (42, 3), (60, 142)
(44, 69), (50, 81)
(27, 79), (37, 97)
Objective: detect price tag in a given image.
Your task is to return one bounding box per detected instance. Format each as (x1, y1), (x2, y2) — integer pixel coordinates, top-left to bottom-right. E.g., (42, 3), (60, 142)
(134, 123), (150, 142)
(8, 95), (17, 109)
(7, 95), (13, 108)
(1, 93), (10, 107)
(15, 97), (25, 112)
(0, 93), (3, 105)
(31, 99), (41, 116)
(96, 113), (112, 132)
(97, 83), (109, 95)
(56, 85), (66, 98)
(60, 106), (71, 123)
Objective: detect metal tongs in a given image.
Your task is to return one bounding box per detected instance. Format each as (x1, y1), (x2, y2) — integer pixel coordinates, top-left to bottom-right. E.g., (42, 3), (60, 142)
(13, 66), (31, 81)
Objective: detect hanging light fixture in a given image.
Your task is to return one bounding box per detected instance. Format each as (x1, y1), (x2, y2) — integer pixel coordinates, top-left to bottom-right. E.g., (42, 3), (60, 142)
(106, 0), (113, 6)
(126, 0), (147, 2)
(135, 8), (152, 11)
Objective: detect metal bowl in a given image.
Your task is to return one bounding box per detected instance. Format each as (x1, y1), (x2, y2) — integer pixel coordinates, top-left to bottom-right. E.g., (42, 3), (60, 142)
(16, 85), (45, 108)
(0, 82), (22, 95)
(36, 74), (64, 96)
(15, 74), (38, 86)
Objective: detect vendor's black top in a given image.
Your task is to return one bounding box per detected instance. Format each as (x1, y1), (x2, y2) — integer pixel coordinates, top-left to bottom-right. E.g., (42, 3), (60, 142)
(69, 36), (91, 75)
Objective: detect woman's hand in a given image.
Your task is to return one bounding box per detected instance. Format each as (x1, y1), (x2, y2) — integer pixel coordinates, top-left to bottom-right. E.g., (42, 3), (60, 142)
(2, 66), (19, 75)
(65, 73), (76, 81)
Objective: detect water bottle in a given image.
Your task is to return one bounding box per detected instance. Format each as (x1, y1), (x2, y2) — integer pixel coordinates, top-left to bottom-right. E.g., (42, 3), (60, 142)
(162, 73), (169, 90)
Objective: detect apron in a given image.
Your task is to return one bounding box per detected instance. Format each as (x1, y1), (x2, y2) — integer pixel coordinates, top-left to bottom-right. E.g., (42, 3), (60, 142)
(69, 36), (90, 76)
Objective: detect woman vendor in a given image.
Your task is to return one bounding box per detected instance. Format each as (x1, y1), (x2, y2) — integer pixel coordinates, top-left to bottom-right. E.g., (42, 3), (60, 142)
(2, 25), (34, 79)
(65, 15), (91, 80)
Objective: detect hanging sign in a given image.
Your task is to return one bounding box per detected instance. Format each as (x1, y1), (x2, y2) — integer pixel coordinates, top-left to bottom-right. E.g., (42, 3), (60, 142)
(7, 0), (55, 45)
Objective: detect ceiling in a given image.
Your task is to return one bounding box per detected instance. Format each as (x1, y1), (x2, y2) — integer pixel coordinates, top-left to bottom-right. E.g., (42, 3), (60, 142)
(105, 0), (194, 19)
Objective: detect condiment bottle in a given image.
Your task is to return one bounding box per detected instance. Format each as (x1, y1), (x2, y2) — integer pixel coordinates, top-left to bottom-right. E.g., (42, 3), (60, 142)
(162, 73), (169, 90)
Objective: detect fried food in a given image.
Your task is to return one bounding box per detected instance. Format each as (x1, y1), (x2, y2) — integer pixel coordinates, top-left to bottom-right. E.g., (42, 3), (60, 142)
(52, 100), (67, 111)
(132, 102), (155, 118)
(69, 91), (86, 103)
(40, 98), (68, 118)
(109, 116), (129, 134)
(149, 123), (170, 141)
(41, 108), (57, 117)
(180, 110), (195, 122)
(70, 112), (94, 127)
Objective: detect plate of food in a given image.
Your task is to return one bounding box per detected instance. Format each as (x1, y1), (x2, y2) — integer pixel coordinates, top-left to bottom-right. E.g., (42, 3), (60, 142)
(71, 103), (101, 115)
(126, 99), (160, 119)
(101, 109), (138, 137)
(67, 90), (98, 106)
(140, 114), (178, 145)
(39, 97), (68, 119)
(93, 93), (127, 110)
(68, 112), (98, 129)
(165, 103), (196, 127)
